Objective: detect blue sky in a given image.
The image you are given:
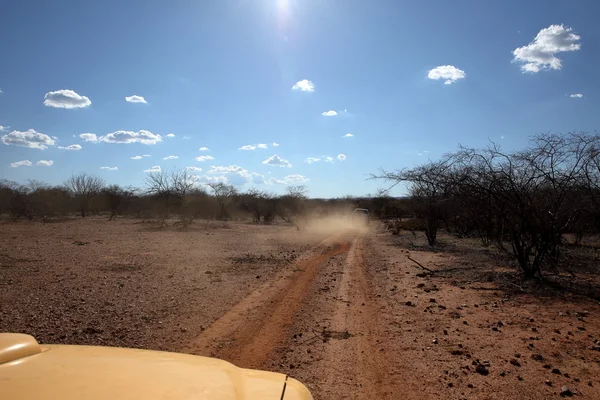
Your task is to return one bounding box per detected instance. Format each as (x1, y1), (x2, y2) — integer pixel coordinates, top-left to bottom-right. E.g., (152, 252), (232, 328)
(1, 0), (599, 197)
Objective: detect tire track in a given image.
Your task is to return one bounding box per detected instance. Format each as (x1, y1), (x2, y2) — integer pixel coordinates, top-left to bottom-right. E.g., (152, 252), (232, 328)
(185, 234), (351, 369)
(317, 236), (393, 399)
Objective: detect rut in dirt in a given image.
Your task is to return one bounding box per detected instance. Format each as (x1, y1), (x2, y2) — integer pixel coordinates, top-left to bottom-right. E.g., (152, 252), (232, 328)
(185, 234), (352, 369)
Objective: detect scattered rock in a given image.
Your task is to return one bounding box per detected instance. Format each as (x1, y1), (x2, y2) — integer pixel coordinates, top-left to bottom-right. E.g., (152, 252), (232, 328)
(429, 298), (436, 303)
(405, 301), (414, 306)
(450, 350), (464, 356)
(467, 383), (474, 388)
(560, 386), (573, 397)
(475, 364), (489, 376)
(531, 354), (544, 361)
(552, 368), (562, 375)
(545, 380), (552, 386)
(510, 359), (521, 367)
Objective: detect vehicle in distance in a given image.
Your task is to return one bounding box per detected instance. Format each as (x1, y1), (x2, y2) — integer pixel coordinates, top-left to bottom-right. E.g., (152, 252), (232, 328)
(0, 333), (312, 400)
(352, 208), (370, 226)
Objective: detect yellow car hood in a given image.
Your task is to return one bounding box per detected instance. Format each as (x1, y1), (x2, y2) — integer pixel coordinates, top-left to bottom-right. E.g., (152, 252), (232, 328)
(0, 333), (311, 400)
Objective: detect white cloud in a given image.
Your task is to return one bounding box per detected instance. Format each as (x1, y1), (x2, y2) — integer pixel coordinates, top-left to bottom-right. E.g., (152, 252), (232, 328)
(52, 136), (58, 140)
(342, 133), (353, 138)
(101, 130), (162, 145)
(125, 95), (147, 103)
(570, 93), (583, 98)
(79, 133), (98, 142)
(204, 164), (264, 186)
(268, 177), (286, 185)
(58, 144), (82, 151)
(43, 89), (91, 109)
(0, 125), (9, 132)
(272, 142), (280, 147)
(262, 154), (292, 168)
(196, 155), (215, 162)
(513, 24), (581, 73)
(207, 165), (247, 174)
(239, 143), (268, 150)
(199, 147), (209, 151)
(306, 155), (336, 164)
(131, 155), (143, 160)
(427, 65), (466, 84)
(292, 79), (315, 92)
(163, 155), (178, 160)
(10, 160), (32, 168)
(322, 110), (338, 116)
(143, 154), (151, 157)
(269, 174), (310, 185)
(166, 133), (175, 138)
(198, 175), (229, 184)
(36, 160), (54, 167)
(1, 129), (55, 149)
(337, 154), (347, 161)
(185, 166), (203, 172)
(100, 166), (118, 171)
(144, 166), (162, 173)
(182, 136), (191, 140)
(283, 174), (309, 183)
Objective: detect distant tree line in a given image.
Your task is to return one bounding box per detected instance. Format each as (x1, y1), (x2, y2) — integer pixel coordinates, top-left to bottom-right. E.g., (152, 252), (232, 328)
(1, 168), (410, 228)
(373, 132), (600, 280)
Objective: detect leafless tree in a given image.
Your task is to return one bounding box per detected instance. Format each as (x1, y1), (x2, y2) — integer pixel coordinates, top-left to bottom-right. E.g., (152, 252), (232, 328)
(102, 185), (136, 220)
(144, 169), (195, 222)
(65, 173), (105, 218)
(277, 185), (308, 226)
(374, 132), (600, 279)
(372, 156), (456, 246)
(207, 182), (238, 220)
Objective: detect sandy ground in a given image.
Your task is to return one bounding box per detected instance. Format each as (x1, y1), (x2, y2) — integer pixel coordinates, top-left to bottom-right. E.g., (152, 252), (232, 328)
(2, 217), (600, 399)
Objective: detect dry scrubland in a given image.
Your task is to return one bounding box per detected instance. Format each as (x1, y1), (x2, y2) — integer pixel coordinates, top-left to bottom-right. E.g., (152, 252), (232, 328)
(1, 217), (600, 399)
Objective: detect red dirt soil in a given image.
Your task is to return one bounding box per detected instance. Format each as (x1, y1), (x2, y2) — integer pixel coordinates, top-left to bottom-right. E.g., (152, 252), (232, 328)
(1, 218), (600, 399)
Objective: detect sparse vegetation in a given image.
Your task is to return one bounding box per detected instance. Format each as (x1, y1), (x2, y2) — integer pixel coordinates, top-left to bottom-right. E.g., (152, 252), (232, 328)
(374, 132), (600, 280)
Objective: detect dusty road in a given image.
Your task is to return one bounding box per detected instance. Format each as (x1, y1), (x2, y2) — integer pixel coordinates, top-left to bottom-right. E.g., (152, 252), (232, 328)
(2, 218), (600, 399)
(185, 232), (401, 399)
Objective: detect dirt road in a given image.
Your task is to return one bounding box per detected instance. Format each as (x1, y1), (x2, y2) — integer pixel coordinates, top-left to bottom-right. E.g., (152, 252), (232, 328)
(186, 231), (408, 399)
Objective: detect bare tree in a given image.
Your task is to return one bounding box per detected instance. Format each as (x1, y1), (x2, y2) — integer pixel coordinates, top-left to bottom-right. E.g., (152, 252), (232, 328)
(144, 169), (195, 222)
(102, 185), (136, 220)
(207, 182), (238, 220)
(372, 157), (456, 246)
(65, 173), (104, 218)
(278, 185), (308, 227)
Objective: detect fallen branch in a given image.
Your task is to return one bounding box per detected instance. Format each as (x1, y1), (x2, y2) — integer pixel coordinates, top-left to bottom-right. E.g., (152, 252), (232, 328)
(407, 256), (434, 273)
